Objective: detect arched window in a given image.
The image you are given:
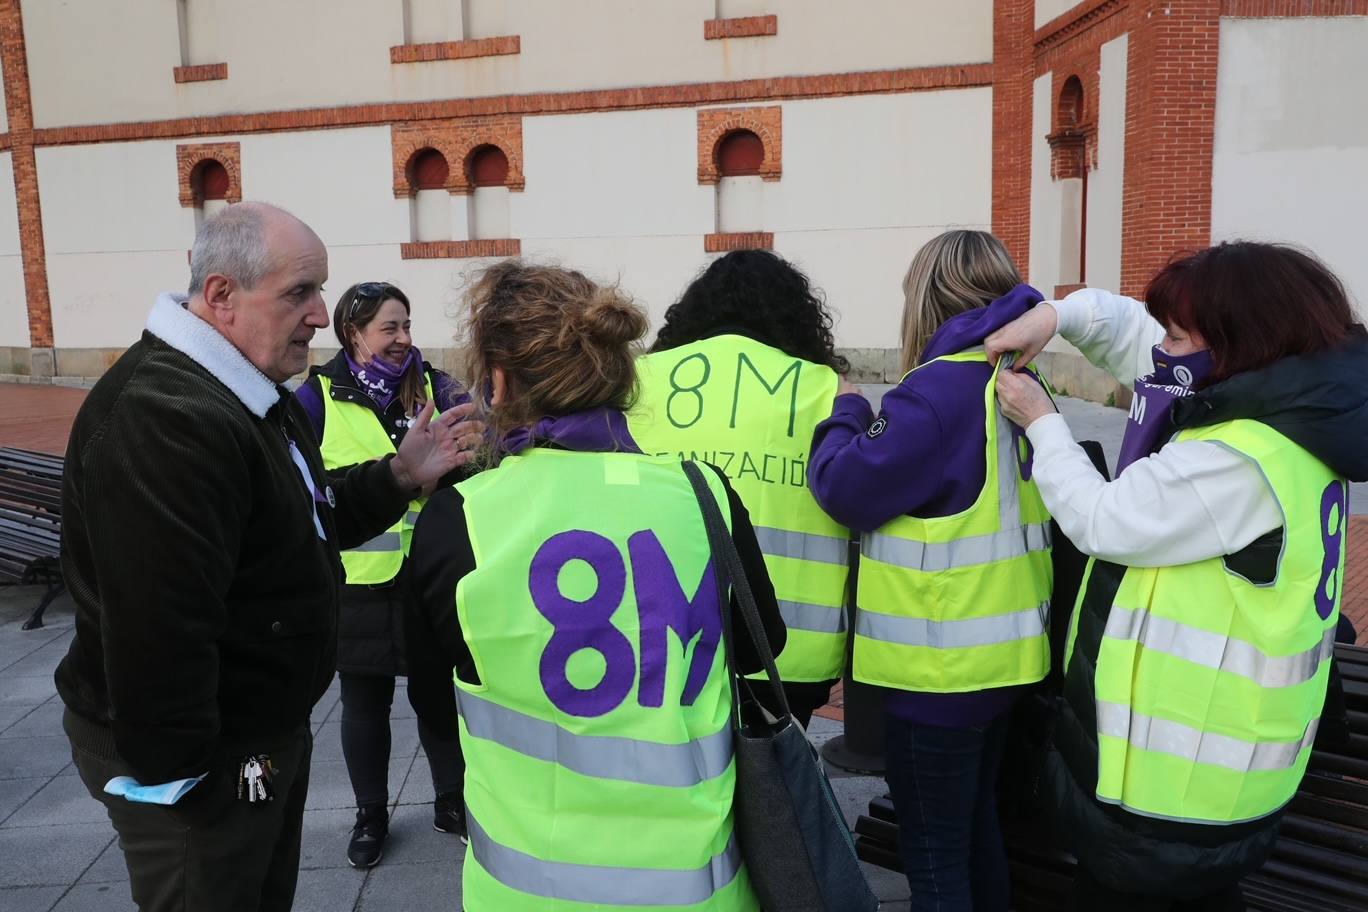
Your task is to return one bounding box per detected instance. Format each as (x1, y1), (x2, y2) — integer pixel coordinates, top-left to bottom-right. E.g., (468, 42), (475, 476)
(191, 158), (230, 229)
(715, 129), (765, 234)
(717, 130), (765, 177)
(1058, 76), (1084, 131)
(1052, 75), (1088, 290)
(409, 148), (452, 242)
(468, 144), (509, 186)
(467, 144), (511, 241)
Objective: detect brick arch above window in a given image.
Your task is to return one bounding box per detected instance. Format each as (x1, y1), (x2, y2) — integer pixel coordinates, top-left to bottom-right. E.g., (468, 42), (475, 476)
(1047, 71), (1096, 181)
(409, 147), (451, 191)
(467, 144), (510, 187)
(392, 116), (524, 198)
(177, 142), (242, 207)
(698, 106), (781, 185)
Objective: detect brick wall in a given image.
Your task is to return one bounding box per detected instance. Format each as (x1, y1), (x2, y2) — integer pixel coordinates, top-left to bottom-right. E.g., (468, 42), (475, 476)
(991, 1), (1035, 270)
(1119, 0), (1222, 296)
(0, 0), (51, 352)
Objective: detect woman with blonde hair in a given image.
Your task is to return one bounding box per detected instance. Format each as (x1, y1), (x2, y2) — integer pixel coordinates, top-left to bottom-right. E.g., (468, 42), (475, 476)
(402, 261), (784, 911)
(809, 230), (1055, 911)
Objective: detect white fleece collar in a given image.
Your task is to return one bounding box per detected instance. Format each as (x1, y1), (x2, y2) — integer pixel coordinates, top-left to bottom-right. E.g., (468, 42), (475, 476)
(145, 293), (280, 419)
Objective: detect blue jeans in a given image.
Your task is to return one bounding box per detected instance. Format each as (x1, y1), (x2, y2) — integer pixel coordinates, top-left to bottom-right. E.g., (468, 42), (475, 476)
(884, 713), (1011, 912)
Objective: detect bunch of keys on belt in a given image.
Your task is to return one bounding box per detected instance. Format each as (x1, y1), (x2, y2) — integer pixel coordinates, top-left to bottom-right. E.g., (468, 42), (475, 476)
(236, 755), (275, 803)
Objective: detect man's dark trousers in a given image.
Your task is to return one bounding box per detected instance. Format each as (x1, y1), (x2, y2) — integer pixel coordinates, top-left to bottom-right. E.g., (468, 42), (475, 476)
(65, 709), (313, 912)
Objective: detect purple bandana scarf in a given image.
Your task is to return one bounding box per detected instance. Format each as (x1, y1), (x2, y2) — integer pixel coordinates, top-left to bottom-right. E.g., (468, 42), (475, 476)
(1116, 344), (1215, 473)
(345, 346), (422, 411)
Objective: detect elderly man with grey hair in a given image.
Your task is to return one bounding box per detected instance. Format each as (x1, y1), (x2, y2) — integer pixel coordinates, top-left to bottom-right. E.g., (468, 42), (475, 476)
(54, 202), (481, 912)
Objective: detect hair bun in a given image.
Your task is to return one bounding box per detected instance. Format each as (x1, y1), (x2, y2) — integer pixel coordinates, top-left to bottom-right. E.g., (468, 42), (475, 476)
(574, 288), (648, 347)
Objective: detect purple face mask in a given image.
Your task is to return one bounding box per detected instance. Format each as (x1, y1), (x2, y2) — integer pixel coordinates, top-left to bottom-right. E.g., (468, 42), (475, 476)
(1115, 344), (1215, 473)
(346, 345), (422, 411)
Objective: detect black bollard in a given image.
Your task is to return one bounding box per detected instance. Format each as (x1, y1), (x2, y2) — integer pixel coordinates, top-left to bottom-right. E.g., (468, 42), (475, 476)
(820, 537), (886, 774)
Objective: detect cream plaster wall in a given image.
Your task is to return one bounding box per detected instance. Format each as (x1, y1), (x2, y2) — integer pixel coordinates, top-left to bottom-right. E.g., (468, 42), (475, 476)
(0, 57), (8, 135)
(1084, 33), (1128, 296)
(1029, 73), (1062, 297)
(1036, 0), (1085, 30)
(1211, 17), (1368, 317)
(1028, 33), (1127, 300)
(33, 86), (989, 353)
(0, 153), (26, 347)
(25, 0), (991, 129)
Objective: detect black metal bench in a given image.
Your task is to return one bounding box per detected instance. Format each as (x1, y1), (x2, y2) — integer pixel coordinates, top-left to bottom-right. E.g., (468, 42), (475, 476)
(852, 643), (1368, 911)
(0, 446), (65, 630)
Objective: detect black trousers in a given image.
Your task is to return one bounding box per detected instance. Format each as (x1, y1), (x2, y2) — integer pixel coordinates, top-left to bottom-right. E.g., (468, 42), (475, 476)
(66, 709), (312, 912)
(339, 672), (465, 808)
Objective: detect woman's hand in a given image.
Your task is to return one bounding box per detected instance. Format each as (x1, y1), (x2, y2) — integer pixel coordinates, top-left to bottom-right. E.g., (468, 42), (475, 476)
(985, 303), (1058, 369)
(837, 377), (861, 399)
(996, 371), (1056, 429)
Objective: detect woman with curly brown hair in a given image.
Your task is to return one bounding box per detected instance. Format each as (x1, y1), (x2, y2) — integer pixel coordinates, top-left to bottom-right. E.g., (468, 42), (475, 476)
(403, 261), (785, 912)
(629, 249), (853, 727)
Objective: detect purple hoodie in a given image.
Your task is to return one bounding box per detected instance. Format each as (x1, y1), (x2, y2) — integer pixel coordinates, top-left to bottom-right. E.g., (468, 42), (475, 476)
(808, 283), (1045, 727)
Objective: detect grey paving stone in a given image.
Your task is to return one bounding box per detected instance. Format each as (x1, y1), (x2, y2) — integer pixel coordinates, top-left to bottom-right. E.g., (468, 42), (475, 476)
(74, 838), (129, 884)
(297, 807), (361, 871)
(0, 702), (64, 741)
(0, 703), (39, 733)
(0, 735), (73, 780)
(356, 858), (462, 912)
(0, 777), (47, 825)
(3, 643), (68, 679)
(395, 763), (436, 806)
(4, 773), (106, 829)
(303, 760), (409, 812)
(290, 866), (365, 912)
(380, 802), (467, 867)
(0, 884), (65, 912)
(0, 676), (59, 707)
(0, 824), (112, 887)
(48, 882), (137, 912)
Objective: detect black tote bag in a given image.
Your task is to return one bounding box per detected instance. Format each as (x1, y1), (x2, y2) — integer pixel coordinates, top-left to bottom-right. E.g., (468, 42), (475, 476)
(683, 461), (879, 912)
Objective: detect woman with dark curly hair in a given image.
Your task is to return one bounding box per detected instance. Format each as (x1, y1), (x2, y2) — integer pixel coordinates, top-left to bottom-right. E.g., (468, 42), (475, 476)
(628, 249), (852, 726)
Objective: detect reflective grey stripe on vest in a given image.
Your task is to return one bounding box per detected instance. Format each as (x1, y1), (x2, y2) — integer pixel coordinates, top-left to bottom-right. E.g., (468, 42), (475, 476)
(856, 601), (1048, 649)
(344, 531), (402, 553)
(754, 526), (848, 565)
(1104, 606), (1336, 690)
(403, 510), (420, 526)
(996, 408), (1022, 531)
(778, 599), (846, 634)
(1096, 700), (1317, 773)
(468, 813), (742, 906)
(862, 522), (1051, 572)
(458, 691), (732, 788)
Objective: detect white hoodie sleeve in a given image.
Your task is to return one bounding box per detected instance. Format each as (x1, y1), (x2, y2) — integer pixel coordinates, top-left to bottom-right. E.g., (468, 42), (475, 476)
(1052, 287), (1166, 386)
(1025, 413), (1284, 567)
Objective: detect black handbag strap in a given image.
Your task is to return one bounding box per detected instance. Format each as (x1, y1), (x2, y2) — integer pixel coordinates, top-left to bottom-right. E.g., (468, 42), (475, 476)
(682, 460), (792, 723)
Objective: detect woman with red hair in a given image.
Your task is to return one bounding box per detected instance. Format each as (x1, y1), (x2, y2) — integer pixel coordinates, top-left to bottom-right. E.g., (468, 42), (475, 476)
(987, 241), (1368, 910)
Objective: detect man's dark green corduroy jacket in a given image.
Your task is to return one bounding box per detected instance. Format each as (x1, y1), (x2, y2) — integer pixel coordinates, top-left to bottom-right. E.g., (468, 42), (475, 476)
(56, 295), (410, 783)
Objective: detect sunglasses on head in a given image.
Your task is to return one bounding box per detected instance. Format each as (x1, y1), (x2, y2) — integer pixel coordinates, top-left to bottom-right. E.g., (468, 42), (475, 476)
(347, 282), (392, 321)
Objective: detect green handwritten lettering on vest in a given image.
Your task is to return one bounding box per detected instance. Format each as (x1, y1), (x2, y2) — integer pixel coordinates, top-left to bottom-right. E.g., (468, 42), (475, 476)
(666, 352), (710, 429)
(731, 353), (801, 437)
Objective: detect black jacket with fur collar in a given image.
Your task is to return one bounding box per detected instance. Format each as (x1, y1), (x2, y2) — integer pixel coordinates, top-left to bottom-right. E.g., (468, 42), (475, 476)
(55, 295), (409, 783)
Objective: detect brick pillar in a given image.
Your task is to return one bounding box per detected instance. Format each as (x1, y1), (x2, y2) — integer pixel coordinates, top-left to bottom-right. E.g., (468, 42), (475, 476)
(991, 0), (1035, 271)
(1119, 0), (1221, 297)
(0, 0), (54, 373)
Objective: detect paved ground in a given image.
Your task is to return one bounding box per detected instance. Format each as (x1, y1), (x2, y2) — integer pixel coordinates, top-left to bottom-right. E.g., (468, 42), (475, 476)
(0, 588), (904, 912)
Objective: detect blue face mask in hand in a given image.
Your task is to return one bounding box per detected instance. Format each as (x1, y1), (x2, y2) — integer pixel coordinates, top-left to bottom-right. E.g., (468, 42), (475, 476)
(104, 774), (204, 806)
(1115, 344), (1215, 473)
